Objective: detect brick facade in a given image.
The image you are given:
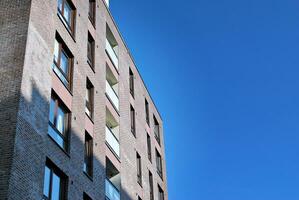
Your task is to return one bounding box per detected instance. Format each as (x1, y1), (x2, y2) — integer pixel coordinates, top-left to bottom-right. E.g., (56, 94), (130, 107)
(0, 0), (167, 200)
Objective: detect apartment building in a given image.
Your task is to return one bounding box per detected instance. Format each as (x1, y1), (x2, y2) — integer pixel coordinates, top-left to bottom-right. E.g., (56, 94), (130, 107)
(0, 0), (167, 199)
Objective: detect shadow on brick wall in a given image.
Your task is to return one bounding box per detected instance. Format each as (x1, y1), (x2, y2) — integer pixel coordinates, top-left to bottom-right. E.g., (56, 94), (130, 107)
(4, 80), (134, 200)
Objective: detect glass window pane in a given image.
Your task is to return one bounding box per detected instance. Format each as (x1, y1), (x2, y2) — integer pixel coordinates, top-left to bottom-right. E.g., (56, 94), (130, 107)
(86, 88), (90, 102)
(48, 125), (64, 148)
(49, 98), (55, 124)
(54, 40), (59, 63)
(51, 173), (61, 200)
(56, 107), (65, 134)
(60, 51), (68, 76)
(87, 42), (91, 59)
(43, 166), (51, 197)
(64, 2), (72, 25)
(57, 0), (63, 12)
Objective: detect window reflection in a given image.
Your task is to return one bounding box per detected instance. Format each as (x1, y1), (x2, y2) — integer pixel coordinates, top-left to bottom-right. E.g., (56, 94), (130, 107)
(52, 173), (61, 200)
(43, 166), (51, 198)
(48, 93), (69, 150)
(43, 161), (67, 200)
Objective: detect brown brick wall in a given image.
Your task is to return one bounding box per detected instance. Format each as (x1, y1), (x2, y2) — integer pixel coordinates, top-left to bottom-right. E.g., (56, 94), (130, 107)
(1, 0), (167, 199)
(0, 0), (32, 199)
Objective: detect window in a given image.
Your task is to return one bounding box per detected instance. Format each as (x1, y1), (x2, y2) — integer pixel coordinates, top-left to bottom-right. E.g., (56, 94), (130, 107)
(53, 34), (73, 89)
(130, 105), (136, 136)
(156, 149), (163, 178)
(85, 78), (94, 119)
(88, 0), (96, 26)
(149, 171), (154, 200)
(57, 0), (76, 34)
(83, 193), (92, 200)
(43, 159), (67, 200)
(129, 68), (134, 97)
(84, 132), (93, 177)
(136, 152), (142, 186)
(158, 185), (164, 200)
(145, 99), (150, 126)
(153, 115), (161, 144)
(87, 32), (95, 69)
(147, 134), (152, 162)
(48, 92), (70, 150)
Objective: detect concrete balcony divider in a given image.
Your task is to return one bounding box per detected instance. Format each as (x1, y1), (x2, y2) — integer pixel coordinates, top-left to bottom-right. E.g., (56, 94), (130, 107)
(105, 39), (118, 69)
(105, 179), (120, 200)
(106, 126), (120, 157)
(106, 80), (119, 110)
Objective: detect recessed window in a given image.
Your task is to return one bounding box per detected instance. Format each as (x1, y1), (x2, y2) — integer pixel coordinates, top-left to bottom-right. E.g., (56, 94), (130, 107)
(83, 193), (92, 200)
(48, 92), (70, 150)
(129, 68), (134, 97)
(149, 171), (154, 200)
(83, 132), (93, 177)
(57, 0), (76, 34)
(43, 159), (67, 200)
(158, 185), (164, 200)
(145, 99), (150, 126)
(153, 115), (161, 144)
(88, 0), (96, 26)
(136, 152), (142, 186)
(53, 34), (73, 90)
(87, 32), (95, 70)
(130, 105), (136, 136)
(147, 134), (152, 162)
(85, 78), (94, 120)
(156, 149), (163, 179)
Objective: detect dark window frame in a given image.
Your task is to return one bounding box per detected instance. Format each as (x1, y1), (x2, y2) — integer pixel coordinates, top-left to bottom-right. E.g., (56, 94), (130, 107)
(147, 134), (152, 162)
(57, 0), (76, 35)
(156, 149), (163, 179)
(129, 68), (134, 97)
(88, 0), (96, 27)
(83, 192), (92, 200)
(48, 92), (70, 151)
(153, 115), (161, 145)
(130, 105), (136, 136)
(145, 99), (150, 126)
(85, 78), (94, 120)
(53, 34), (74, 91)
(87, 32), (95, 70)
(158, 185), (164, 200)
(43, 159), (68, 200)
(136, 152), (142, 186)
(84, 132), (93, 178)
(149, 171), (154, 200)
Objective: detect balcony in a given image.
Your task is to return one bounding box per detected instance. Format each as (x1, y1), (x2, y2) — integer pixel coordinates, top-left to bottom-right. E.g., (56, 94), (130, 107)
(106, 158), (121, 200)
(106, 25), (118, 70)
(106, 39), (118, 70)
(105, 179), (120, 200)
(106, 126), (120, 157)
(106, 80), (119, 111)
(104, 0), (110, 7)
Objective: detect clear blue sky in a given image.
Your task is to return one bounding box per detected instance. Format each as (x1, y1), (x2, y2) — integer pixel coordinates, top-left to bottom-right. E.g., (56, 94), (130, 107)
(111, 1), (299, 199)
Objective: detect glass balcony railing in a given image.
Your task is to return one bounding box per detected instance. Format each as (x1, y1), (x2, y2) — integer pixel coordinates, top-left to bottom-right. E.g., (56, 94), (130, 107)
(105, 39), (118, 69)
(106, 81), (119, 110)
(106, 126), (120, 157)
(105, 179), (120, 200)
(104, 0), (110, 7)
